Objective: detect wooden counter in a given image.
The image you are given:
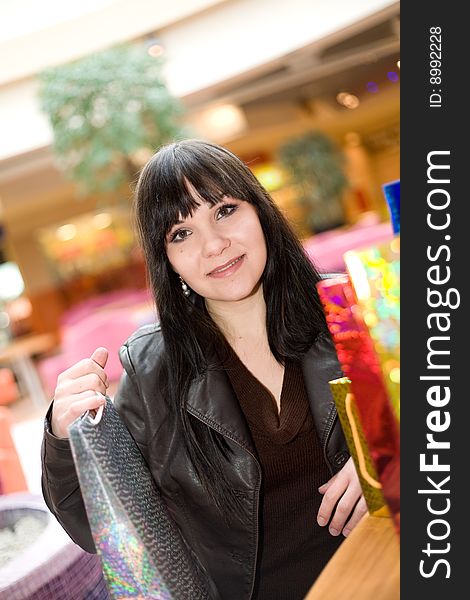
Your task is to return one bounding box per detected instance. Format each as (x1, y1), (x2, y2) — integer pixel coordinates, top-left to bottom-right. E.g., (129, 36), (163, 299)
(305, 514), (400, 600)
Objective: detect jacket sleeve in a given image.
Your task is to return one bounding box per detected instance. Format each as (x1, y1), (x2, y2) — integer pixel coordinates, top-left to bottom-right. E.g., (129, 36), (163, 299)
(41, 351), (143, 554)
(40, 402), (96, 553)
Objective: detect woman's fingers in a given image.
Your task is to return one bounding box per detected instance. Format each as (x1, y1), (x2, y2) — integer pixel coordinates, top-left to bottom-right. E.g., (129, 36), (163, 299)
(56, 372), (108, 397)
(61, 357), (109, 388)
(317, 457), (366, 536)
(342, 495), (368, 537)
(52, 392), (106, 438)
(51, 348), (110, 439)
(317, 472), (349, 527)
(55, 389), (107, 405)
(318, 472), (336, 495)
(325, 481), (363, 536)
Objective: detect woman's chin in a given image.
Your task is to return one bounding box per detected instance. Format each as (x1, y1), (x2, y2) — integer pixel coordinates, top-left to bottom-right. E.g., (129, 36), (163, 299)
(202, 281), (262, 305)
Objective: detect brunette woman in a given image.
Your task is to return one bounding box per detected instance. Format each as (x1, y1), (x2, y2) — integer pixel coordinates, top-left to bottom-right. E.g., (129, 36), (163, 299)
(42, 139), (366, 600)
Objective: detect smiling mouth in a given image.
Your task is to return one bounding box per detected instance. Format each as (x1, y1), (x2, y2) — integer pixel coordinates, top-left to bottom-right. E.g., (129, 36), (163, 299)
(207, 254), (245, 276)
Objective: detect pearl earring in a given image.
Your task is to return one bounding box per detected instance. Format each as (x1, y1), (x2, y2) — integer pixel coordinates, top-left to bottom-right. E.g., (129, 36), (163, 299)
(179, 276), (191, 297)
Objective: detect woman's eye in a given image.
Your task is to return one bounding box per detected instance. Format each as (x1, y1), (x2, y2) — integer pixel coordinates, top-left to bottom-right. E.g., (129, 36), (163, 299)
(169, 229), (190, 243)
(216, 204), (238, 220)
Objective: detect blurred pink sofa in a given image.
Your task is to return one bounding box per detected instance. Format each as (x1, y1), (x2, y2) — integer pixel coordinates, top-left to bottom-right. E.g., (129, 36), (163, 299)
(37, 288), (156, 397)
(302, 215), (394, 273)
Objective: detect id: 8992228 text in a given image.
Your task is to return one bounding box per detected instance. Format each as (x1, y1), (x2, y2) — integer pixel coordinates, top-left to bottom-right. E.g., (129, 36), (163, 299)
(429, 26), (442, 109)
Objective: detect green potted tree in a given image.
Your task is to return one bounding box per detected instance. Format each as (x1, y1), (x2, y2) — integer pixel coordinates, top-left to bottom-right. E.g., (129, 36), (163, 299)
(38, 43), (187, 195)
(278, 131), (349, 234)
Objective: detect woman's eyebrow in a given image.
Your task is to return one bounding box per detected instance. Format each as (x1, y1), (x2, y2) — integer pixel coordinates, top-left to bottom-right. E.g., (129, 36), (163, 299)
(213, 196), (230, 207)
(166, 219), (184, 237)
(171, 212), (188, 226)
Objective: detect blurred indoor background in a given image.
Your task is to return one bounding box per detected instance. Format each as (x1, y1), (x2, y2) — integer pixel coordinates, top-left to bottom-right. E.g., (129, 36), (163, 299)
(0, 1), (399, 592)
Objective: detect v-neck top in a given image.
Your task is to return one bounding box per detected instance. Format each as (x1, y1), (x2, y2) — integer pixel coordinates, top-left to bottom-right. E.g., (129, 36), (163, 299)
(224, 351), (312, 445)
(222, 346), (344, 600)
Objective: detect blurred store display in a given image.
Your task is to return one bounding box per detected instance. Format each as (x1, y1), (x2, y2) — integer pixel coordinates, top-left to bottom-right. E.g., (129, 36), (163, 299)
(38, 209), (133, 282)
(36, 207), (147, 306)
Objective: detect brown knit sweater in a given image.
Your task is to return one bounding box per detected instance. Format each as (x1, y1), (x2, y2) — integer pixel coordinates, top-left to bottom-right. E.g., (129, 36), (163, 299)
(223, 348), (344, 600)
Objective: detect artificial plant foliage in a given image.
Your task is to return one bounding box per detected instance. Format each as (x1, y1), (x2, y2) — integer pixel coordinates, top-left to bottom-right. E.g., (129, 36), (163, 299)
(38, 44), (187, 194)
(278, 131), (349, 233)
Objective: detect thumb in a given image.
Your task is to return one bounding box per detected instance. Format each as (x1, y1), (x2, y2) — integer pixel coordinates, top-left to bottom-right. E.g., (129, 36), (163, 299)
(91, 347), (109, 369)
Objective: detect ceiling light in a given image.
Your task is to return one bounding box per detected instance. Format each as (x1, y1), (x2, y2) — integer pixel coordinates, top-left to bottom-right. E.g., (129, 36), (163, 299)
(56, 224), (77, 241)
(191, 104), (247, 141)
(146, 35), (165, 58)
(206, 105), (244, 129)
(93, 213), (112, 230)
(148, 43), (164, 58)
(336, 92), (360, 109)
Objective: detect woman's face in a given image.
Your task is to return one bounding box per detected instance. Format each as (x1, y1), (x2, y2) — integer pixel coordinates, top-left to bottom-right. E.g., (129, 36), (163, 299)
(165, 195), (267, 303)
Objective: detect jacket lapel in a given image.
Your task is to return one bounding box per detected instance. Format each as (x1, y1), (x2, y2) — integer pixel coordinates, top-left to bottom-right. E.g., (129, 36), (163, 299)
(301, 332), (343, 448)
(186, 367), (256, 455)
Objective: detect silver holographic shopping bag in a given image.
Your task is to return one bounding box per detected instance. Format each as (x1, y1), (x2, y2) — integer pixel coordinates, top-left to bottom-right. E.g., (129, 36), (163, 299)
(68, 397), (214, 599)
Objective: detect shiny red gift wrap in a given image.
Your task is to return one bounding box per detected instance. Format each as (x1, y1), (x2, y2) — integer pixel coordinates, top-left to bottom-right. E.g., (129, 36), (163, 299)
(318, 275), (400, 534)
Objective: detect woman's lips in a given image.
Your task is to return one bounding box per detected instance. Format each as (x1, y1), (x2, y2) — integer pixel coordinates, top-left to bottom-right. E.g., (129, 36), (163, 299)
(207, 254), (245, 278)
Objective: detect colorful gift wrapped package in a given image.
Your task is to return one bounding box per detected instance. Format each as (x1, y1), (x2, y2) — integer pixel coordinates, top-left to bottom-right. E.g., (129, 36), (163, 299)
(344, 238), (400, 421)
(317, 274), (400, 533)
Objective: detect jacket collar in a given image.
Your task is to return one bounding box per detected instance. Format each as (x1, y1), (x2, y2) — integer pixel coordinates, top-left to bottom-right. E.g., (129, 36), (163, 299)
(186, 332), (342, 452)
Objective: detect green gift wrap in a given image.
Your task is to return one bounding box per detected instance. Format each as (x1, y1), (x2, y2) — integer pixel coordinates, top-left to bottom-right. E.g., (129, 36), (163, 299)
(344, 237), (400, 420)
(329, 377), (387, 516)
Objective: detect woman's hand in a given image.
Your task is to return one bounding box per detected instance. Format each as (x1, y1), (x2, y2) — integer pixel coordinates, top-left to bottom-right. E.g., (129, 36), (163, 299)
(50, 347), (109, 439)
(317, 457), (367, 537)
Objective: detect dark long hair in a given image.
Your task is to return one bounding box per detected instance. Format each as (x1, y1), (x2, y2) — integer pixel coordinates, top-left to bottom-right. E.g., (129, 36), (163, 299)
(134, 139), (328, 515)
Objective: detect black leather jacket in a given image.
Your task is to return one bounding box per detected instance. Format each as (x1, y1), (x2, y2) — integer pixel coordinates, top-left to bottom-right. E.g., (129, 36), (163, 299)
(41, 325), (348, 600)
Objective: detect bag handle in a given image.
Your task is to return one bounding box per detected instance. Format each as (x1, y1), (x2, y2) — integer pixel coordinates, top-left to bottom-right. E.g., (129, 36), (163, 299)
(345, 393), (382, 489)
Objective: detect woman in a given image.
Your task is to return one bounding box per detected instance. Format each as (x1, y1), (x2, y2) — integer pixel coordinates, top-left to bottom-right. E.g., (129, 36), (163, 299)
(41, 139), (366, 600)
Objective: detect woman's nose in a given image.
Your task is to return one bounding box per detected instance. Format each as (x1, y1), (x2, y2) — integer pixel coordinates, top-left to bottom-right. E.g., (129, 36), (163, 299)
(201, 228), (230, 257)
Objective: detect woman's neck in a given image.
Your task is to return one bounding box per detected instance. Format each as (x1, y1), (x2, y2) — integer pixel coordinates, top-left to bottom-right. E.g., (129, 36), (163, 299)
(205, 284), (268, 346)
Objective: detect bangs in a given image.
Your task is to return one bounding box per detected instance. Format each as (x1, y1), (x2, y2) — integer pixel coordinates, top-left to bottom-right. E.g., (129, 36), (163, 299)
(139, 140), (260, 242)
(159, 172), (224, 238)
